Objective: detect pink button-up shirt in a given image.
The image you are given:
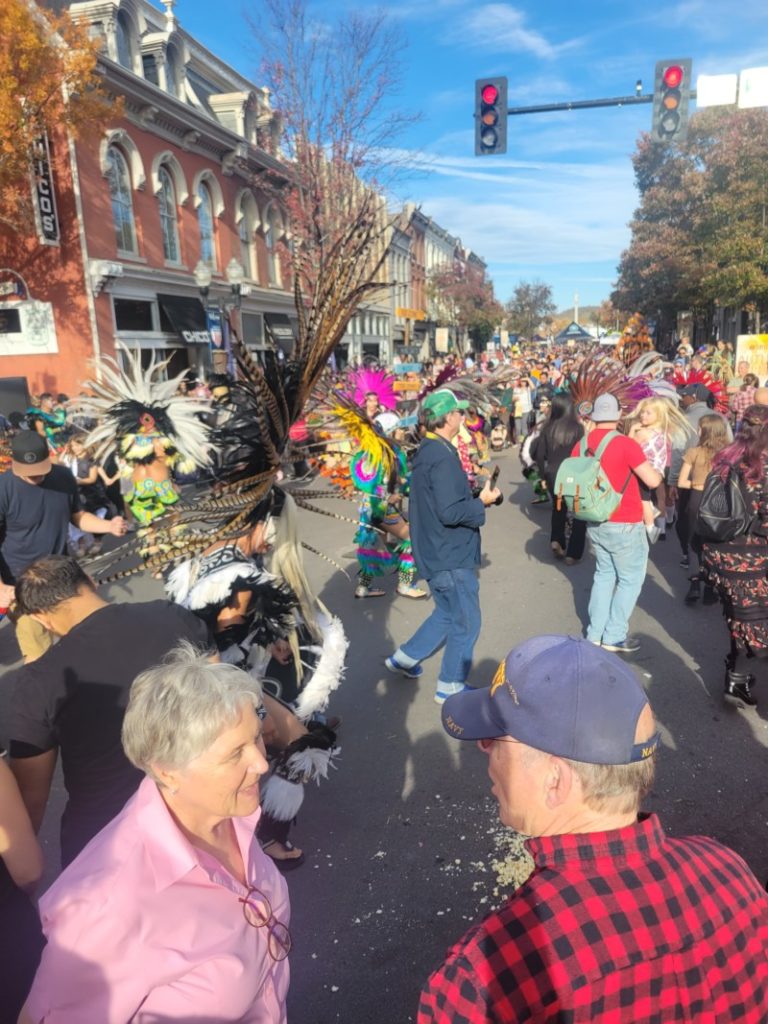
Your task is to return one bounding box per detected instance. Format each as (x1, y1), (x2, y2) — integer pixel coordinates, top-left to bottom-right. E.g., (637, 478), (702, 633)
(25, 776), (290, 1022)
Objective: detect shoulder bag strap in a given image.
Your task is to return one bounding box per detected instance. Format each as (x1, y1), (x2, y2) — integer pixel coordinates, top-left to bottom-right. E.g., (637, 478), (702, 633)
(595, 430), (634, 495)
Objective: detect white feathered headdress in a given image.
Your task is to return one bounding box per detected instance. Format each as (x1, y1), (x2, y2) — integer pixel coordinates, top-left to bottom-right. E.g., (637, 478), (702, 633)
(69, 351), (213, 474)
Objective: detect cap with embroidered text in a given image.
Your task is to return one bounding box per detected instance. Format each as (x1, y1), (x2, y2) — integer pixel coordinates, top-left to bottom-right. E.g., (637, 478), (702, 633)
(441, 635), (659, 765)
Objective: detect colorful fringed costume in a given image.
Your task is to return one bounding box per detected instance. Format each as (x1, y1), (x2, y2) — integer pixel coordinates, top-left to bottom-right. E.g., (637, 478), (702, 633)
(313, 387), (423, 597)
(353, 445), (417, 589)
(26, 404), (68, 451)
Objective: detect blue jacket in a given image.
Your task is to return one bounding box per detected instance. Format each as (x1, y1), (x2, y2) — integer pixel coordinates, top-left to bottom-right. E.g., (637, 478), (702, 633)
(409, 437), (486, 579)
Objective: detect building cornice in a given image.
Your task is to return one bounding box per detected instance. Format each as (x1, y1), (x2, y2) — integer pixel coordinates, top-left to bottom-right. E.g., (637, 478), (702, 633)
(96, 56), (290, 183)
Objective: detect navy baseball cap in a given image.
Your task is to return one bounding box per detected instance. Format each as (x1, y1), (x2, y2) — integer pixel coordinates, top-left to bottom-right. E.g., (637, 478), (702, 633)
(442, 635), (659, 765)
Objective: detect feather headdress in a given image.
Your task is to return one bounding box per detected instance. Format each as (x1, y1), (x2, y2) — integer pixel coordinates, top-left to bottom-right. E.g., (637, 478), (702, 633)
(312, 385), (400, 481)
(568, 352), (635, 420)
(624, 352), (679, 408)
(417, 363), (516, 414)
(670, 367), (728, 414)
(346, 366), (398, 411)
(68, 351), (213, 474)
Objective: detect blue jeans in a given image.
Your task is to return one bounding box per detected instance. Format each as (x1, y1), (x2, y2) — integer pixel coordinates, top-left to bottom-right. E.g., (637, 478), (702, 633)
(399, 568), (481, 686)
(586, 522), (648, 645)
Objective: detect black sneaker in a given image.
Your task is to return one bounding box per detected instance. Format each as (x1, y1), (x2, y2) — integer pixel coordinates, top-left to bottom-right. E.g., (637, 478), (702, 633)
(680, 555), (689, 568)
(601, 637), (641, 654)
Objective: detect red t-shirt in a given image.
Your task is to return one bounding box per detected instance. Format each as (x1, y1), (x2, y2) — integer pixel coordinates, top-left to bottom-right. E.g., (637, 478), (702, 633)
(570, 428), (646, 523)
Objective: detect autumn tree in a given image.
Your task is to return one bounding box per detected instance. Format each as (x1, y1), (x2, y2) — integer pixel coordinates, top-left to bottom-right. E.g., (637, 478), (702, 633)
(612, 108), (768, 337)
(427, 265), (503, 353)
(0, 0), (111, 230)
(251, 0), (414, 361)
(505, 280), (556, 339)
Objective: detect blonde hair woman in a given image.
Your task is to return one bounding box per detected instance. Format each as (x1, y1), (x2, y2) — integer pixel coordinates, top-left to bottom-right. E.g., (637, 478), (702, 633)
(627, 397), (694, 542)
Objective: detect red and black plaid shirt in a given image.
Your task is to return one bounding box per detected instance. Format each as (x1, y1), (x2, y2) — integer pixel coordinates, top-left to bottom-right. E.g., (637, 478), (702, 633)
(731, 386), (757, 426)
(418, 815), (768, 1022)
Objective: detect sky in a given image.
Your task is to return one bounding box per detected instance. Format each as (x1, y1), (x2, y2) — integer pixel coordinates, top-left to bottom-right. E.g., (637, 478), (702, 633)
(174, 0), (767, 314)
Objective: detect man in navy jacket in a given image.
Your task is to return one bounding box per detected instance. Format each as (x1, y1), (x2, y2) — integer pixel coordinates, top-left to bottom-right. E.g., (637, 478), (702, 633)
(385, 389), (500, 704)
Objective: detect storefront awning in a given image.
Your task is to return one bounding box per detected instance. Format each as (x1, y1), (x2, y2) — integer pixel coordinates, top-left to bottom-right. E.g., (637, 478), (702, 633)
(157, 294), (210, 344)
(264, 313), (295, 355)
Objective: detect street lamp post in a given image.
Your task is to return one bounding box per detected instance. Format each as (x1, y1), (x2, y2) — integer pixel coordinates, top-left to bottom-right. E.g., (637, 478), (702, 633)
(193, 260), (211, 299)
(193, 259), (246, 375)
(193, 260), (226, 373)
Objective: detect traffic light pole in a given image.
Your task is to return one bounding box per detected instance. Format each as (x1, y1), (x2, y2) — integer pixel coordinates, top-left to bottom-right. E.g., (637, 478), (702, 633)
(505, 91), (696, 116)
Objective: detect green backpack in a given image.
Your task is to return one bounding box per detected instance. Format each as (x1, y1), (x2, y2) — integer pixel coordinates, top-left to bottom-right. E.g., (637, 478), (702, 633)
(554, 431), (631, 523)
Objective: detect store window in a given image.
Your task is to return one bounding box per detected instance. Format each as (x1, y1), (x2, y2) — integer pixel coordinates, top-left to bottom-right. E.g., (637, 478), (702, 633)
(106, 146), (137, 255)
(114, 298), (154, 332)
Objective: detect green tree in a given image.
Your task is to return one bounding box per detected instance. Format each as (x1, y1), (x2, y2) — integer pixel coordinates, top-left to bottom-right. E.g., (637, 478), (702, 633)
(505, 280), (556, 339)
(613, 108), (768, 336)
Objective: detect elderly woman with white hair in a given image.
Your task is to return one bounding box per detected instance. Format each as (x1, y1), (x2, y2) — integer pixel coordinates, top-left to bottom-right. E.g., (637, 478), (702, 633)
(19, 645), (290, 1024)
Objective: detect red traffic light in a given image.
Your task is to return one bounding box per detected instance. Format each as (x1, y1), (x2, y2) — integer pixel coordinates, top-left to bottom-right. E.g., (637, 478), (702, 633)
(475, 76), (507, 155)
(663, 65), (683, 89)
(652, 58), (692, 144)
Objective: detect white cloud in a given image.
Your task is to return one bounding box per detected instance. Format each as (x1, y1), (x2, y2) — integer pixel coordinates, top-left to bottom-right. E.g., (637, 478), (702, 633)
(444, 4), (583, 59)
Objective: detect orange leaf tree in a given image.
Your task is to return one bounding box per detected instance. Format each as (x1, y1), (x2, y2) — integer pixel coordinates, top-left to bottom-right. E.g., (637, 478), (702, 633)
(0, 0), (113, 229)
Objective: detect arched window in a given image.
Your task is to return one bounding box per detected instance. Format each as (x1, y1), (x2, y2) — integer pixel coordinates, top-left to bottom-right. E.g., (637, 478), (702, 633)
(238, 193), (259, 281)
(197, 182), (216, 268)
(158, 166), (179, 263)
(264, 205), (283, 286)
(115, 11), (134, 70)
(106, 146), (137, 254)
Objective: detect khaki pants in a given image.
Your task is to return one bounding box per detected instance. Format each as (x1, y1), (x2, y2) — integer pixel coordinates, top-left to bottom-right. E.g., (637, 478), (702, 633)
(14, 613), (54, 663)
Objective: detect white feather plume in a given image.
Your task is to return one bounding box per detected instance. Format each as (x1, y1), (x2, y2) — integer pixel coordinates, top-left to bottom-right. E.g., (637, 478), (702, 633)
(260, 774), (305, 822)
(292, 614), (348, 721)
(68, 351), (213, 469)
(166, 560), (271, 610)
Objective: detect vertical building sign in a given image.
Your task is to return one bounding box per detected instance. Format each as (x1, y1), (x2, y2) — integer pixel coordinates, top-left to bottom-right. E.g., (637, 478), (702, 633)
(30, 133), (60, 246)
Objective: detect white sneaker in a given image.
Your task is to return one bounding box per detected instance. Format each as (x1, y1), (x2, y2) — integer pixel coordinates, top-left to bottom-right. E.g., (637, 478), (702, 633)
(396, 584), (427, 599)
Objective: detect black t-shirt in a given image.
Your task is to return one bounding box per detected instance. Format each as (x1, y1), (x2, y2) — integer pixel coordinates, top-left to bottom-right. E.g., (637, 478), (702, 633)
(9, 600), (212, 866)
(0, 466), (81, 582)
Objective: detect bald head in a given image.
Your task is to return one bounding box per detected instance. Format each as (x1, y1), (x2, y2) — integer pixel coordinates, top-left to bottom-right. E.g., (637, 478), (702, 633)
(754, 388), (768, 406)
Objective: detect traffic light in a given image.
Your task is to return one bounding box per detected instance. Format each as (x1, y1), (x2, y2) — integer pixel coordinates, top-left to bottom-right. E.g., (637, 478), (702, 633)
(475, 77), (508, 155)
(652, 59), (692, 143)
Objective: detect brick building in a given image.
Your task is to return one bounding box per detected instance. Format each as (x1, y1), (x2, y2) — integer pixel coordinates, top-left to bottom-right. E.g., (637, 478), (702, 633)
(1, 0), (292, 401)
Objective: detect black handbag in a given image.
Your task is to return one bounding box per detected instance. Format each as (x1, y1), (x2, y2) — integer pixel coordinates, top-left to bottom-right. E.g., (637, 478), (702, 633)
(695, 467), (753, 542)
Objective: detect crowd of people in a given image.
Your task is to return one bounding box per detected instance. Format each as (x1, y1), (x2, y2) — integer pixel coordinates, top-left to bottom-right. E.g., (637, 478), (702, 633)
(1, 332), (768, 1021)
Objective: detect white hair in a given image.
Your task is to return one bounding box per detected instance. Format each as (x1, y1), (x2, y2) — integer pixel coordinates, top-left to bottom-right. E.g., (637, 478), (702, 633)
(122, 641), (263, 776)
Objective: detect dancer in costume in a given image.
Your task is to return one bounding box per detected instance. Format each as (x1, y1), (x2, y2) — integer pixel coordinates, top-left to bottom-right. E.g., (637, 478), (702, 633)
(165, 488), (344, 870)
(347, 366), (398, 419)
(317, 386), (425, 600)
(346, 368), (422, 597)
(352, 436), (425, 600)
(26, 393), (69, 453)
(69, 352), (213, 527)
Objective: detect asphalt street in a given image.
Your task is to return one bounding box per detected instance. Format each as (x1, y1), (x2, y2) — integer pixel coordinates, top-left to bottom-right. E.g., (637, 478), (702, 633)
(2, 448), (767, 1023)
